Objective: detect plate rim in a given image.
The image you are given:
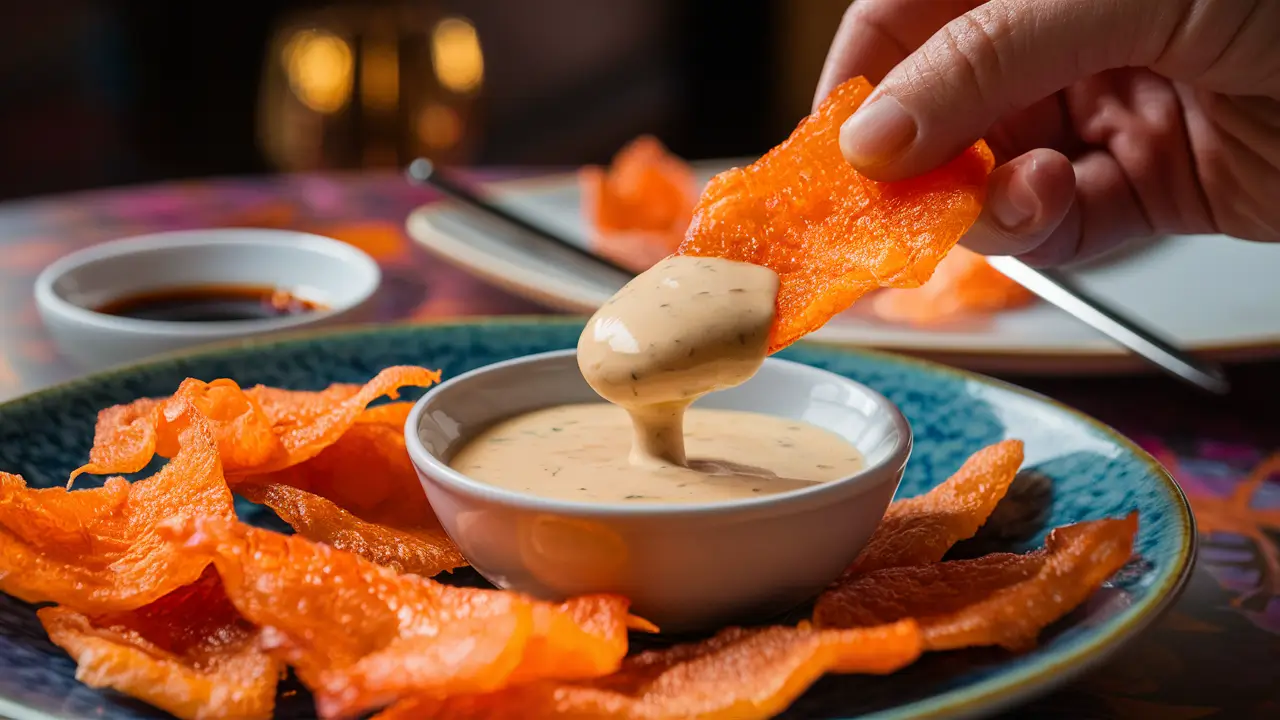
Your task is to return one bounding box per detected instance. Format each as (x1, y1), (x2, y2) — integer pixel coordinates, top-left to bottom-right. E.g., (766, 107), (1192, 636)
(0, 317), (1196, 720)
(404, 172), (1280, 368)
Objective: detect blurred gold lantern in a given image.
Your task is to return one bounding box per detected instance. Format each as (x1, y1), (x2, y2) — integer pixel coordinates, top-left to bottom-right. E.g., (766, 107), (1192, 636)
(258, 2), (483, 171)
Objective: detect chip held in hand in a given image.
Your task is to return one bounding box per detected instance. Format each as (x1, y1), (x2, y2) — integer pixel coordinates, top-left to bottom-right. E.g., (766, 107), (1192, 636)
(678, 76), (995, 351)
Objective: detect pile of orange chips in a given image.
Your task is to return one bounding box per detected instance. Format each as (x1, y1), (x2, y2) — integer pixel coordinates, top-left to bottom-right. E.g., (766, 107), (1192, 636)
(0, 376), (1138, 719)
(0, 78), (1135, 719)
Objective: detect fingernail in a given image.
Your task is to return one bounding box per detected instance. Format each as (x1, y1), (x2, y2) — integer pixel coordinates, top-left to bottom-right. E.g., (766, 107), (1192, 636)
(990, 166), (1041, 231)
(840, 95), (917, 168)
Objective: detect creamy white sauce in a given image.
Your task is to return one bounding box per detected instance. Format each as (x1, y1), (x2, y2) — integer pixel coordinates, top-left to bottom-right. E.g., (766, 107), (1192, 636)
(450, 255), (864, 503)
(450, 404), (863, 503)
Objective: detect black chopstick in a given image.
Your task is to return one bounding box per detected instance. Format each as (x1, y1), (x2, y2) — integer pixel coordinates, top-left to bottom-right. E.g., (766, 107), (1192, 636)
(406, 158), (637, 280)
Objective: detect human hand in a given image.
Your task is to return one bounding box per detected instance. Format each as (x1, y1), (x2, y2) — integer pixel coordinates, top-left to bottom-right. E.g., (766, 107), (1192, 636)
(815, 0), (1280, 265)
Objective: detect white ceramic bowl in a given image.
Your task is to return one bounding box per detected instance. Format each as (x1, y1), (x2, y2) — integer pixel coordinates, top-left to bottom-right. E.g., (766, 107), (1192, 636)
(34, 228), (381, 371)
(405, 349), (911, 632)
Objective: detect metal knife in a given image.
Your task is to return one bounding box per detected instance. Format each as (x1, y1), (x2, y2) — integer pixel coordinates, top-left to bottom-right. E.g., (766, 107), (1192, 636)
(985, 255), (1230, 394)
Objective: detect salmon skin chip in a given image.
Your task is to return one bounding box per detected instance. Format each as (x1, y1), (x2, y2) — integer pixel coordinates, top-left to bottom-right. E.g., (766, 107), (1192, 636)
(163, 517), (641, 719)
(813, 515), (1137, 651)
(73, 367), (441, 481)
(243, 419), (438, 541)
(922, 514), (1138, 651)
(74, 379), (278, 482)
(233, 369), (440, 476)
(245, 383), (363, 427)
(378, 620), (922, 720)
(871, 246), (1035, 325)
(582, 135), (697, 271)
(355, 401), (415, 427)
(0, 400), (233, 613)
(678, 76), (995, 351)
(238, 482), (466, 577)
(38, 568), (281, 720)
(813, 551), (1046, 630)
(844, 439), (1024, 576)
(238, 414), (466, 576)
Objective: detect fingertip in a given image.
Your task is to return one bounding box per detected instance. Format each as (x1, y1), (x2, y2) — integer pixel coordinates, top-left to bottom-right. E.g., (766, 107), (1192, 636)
(812, 74), (835, 113)
(839, 94), (919, 179)
(961, 149), (1076, 256)
(1021, 150), (1076, 224)
(1001, 149), (1075, 236)
(813, 68), (844, 112)
(1018, 150), (1149, 267)
(839, 92), (988, 183)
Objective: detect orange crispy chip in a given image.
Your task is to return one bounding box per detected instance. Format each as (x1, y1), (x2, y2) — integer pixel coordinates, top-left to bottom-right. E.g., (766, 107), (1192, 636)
(73, 367), (441, 481)
(238, 415), (466, 576)
(0, 401), (233, 613)
(380, 620), (922, 720)
(845, 439), (1024, 576)
(510, 594), (658, 685)
(74, 380), (278, 482)
(244, 420), (429, 530)
(582, 136), (698, 271)
(678, 76), (995, 351)
(245, 383), (362, 426)
(813, 515), (1137, 652)
(38, 568), (281, 720)
(238, 482), (466, 577)
(164, 517), (639, 718)
(922, 514), (1138, 651)
(83, 397), (164, 472)
(178, 379), (281, 467)
(872, 247), (1035, 325)
(356, 401), (415, 427)
(222, 368), (440, 476)
(813, 552), (1046, 630)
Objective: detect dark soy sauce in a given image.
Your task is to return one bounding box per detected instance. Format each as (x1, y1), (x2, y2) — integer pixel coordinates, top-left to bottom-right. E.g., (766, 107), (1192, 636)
(97, 285), (327, 322)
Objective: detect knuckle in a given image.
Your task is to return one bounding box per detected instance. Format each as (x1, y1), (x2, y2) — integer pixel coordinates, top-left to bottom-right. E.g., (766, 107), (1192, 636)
(839, 0), (902, 51)
(841, 0), (890, 27)
(915, 7), (1016, 114)
(839, 0), (876, 34)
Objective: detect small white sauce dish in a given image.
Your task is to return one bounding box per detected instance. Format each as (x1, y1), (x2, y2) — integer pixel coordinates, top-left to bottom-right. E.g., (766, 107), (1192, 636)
(405, 349), (912, 633)
(34, 228), (381, 371)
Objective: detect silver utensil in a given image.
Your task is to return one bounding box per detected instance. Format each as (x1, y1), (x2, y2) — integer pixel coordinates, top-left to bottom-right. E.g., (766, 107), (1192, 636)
(985, 255), (1230, 394)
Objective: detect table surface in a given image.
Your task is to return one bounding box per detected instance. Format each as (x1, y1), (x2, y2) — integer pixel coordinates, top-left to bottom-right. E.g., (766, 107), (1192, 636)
(0, 172), (1276, 719)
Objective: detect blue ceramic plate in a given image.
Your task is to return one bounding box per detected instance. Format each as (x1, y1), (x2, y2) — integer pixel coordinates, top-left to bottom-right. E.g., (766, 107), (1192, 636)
(0, 319), (1193, 720)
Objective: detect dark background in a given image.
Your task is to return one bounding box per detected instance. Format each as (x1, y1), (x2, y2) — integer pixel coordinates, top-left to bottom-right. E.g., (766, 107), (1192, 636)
(0, 0), (852, 201)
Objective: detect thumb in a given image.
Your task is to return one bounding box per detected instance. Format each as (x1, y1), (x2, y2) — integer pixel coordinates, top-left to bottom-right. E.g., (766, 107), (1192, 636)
(840, 0), (1159, 181)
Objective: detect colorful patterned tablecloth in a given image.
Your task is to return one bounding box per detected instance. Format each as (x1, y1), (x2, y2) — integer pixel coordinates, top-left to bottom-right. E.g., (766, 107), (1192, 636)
(0, 172), (1276, 718)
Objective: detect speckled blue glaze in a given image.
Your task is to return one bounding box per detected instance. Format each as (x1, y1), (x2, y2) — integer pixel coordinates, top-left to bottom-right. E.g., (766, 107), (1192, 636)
(0, 319), (1193, 720)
